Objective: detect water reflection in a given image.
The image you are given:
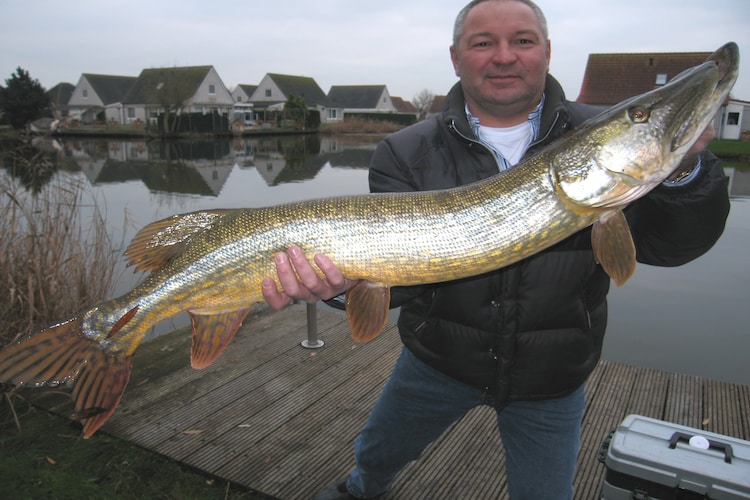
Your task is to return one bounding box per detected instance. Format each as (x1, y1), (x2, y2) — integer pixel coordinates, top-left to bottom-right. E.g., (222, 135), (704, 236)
(1, 135), (379, 198)
(67, 135), (376, 196)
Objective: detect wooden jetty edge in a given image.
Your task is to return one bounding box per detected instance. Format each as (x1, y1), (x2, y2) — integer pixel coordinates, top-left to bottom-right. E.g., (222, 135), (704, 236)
(23, 305), (750, 499)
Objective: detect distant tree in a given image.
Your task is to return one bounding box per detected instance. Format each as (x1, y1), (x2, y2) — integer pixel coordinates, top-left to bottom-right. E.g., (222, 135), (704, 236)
(148, 67), (195, 134)
(0, 67), (49, 129)
(284, 93), (308, 130)
(413, 88), (435, 121)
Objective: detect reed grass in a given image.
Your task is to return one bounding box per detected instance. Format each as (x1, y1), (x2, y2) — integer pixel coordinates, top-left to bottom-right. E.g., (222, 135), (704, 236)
(320, 116), (404, 135)
(0, 147), (121, 346)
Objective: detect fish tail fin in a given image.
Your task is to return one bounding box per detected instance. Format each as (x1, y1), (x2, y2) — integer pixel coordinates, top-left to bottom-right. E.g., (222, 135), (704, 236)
(0, 316), (134, 439)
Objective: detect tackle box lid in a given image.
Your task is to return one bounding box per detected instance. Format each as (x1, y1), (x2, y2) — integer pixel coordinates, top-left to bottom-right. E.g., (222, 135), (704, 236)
(604, 414), (750, 498)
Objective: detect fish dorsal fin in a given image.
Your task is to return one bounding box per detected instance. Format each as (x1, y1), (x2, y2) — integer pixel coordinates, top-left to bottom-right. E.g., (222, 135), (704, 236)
(125, 209), (233, 273)
(591, 209), (636, 286)
(188, 307), (251, 369)
(345, 281), (391, 342)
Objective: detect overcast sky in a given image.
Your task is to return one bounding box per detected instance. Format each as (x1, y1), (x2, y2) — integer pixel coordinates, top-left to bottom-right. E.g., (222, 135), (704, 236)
(1, 0), (748, 103)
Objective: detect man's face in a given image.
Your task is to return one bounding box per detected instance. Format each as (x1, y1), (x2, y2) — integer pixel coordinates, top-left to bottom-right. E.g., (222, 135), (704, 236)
(450, 0), (551, 126)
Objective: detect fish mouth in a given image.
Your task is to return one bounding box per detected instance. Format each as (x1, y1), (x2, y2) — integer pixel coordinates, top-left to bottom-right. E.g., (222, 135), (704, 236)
(708, 41), (737, 86)
(670, 42), (739, 153)
(553, 42), (739, 210)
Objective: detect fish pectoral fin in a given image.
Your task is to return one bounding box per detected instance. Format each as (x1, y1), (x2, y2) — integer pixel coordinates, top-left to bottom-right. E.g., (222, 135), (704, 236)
(591, 209), (636, 286)
(125, 209), (234, 273)
(345, 281), (391, 343)
(0, 317), (134, 439)
(188, 307), (251, 369)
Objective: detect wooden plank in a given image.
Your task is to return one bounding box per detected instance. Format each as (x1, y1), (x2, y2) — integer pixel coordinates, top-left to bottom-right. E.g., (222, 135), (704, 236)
(625, 366), (669, 419)
(575, 360), (639, 500)
(17, 305), (750, 500)
(739, 384), (750, 440)
(177, 323), (400, 477)
(703, 378), (745, 438)
(220, 332), (401, 497)
(393, 406), (507, 499)
(109, 306), (311, 421)
(664, 371), (703, 428)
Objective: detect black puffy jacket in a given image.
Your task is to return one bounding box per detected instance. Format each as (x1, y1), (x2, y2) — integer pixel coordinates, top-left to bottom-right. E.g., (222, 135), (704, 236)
(368, 75), (730, 405)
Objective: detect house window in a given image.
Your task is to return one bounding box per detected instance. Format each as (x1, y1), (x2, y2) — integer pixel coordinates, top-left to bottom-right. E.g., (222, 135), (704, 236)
(655, 74), (668, 86)
(727, 112), (740, 125)
(265, 89), (272, 98)
(209, 84), (216, 95)
(328, 108), (338, 120)
(127, 108), (135, 119)
(82, 89), (88, 98)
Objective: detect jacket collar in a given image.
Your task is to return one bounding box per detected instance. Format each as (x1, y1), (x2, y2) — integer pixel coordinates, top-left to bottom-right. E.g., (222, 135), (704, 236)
(443, 73), (571, 147)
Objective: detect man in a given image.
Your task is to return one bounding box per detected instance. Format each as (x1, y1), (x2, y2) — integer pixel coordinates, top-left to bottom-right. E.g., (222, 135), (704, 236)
(262, 0), (730, 498)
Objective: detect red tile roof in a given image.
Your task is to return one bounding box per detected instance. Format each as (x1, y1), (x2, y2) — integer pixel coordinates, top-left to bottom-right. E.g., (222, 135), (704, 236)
(429, 95), (447, 114)
(576, 51), (711, 105)
(390, 96), (417, 113)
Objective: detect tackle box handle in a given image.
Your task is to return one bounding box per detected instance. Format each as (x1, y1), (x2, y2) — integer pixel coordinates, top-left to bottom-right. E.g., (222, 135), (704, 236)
(669, 431), (734, 463)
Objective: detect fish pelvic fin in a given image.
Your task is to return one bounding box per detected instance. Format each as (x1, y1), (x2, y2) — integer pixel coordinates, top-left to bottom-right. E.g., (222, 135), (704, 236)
(0, 317), (134, 439)
(125, 209), (234, 273)
(592, 209), (636, 286)
(188, 307), (251, 369)
(346, 281), (391, 342)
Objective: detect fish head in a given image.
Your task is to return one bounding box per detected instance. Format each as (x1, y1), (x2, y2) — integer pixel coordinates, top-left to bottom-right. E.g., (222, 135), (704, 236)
(553, 42), (739, 209)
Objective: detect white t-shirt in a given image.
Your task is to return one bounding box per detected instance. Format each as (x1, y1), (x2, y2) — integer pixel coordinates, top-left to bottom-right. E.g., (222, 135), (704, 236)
(478, 122), (533, 167)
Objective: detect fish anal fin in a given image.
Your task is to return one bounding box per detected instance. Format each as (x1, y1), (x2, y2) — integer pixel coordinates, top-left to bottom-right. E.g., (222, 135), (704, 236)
(592, 209), (636, 286)
(345, 282), (390, 342)
(125, 209), (234, 273)
(188, 307), (250, 369)
(0, 317), (134, 439)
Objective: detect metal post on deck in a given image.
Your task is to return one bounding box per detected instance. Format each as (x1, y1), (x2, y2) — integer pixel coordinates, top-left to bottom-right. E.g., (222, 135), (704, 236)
(300, 302), (324, 349)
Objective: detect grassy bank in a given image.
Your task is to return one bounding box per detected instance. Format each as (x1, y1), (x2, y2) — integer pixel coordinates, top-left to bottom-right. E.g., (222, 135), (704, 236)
(0, 398), (264, 499)
(708, 138), (750, 163)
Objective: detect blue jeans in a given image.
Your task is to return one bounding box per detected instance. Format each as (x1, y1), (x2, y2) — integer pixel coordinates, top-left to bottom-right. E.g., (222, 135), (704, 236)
(346, 347), (585, 499)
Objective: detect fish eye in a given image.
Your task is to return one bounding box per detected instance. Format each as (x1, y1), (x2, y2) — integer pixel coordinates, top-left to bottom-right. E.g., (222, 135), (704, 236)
(628, 107), (650, 123)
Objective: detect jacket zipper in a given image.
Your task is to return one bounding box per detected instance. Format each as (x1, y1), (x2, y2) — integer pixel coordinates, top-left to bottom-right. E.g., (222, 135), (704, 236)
(448, 111), (564, 169)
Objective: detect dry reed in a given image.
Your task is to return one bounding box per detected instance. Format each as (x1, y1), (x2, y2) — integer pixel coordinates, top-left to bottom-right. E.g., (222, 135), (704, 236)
(0, 147), (121, 346)
(320, 117), (404, 135)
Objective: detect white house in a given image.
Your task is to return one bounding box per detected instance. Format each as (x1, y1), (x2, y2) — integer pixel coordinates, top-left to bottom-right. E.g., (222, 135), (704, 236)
(716, 98), (750, 140)
(250, 73), (341, 123)
(67, 74), (137, 124)
(231, 84), (257, 124)
(121, 66), (233, 127)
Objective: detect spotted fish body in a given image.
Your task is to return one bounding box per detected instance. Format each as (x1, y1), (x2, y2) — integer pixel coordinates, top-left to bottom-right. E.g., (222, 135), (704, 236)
(0, 43), (738, 438)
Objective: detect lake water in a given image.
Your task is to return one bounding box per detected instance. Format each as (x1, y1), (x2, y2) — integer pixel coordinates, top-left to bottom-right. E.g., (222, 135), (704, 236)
(5, 135), (749, 386)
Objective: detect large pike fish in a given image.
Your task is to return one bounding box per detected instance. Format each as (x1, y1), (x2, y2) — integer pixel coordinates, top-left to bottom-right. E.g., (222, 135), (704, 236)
(0, 43), (738, 438)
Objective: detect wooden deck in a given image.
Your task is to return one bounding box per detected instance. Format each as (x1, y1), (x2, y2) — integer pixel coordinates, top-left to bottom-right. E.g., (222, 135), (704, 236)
(25, 304), (750, 499)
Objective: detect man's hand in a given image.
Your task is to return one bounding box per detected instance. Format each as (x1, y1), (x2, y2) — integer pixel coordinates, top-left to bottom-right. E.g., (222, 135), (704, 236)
(261, 245), (356, 310)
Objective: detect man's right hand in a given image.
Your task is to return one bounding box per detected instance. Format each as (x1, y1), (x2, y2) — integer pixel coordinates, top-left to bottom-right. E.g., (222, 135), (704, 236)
(261, 245), (356, 310)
